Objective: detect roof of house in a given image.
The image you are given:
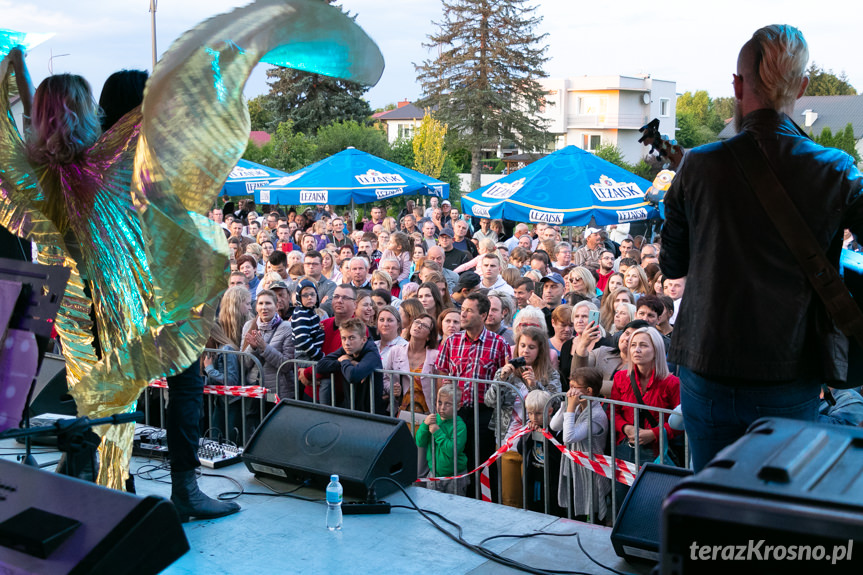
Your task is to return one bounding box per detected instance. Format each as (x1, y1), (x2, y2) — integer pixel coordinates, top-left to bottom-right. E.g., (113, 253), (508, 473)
(717, 95), (863, 140)
(249, 131), (272, 147)
(376, 102), (427, 121)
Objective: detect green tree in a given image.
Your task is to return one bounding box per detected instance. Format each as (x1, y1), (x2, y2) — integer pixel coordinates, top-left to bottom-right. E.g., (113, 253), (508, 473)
(413, 112), (448, 179)
(264, 69), (374, 135)
(806, 63), (857, 96)
(415, 0), (551, 191)
(242, 140), (274, 164)
(248, 95), (272, 132)
(269, 121), (318, 173)
(594, 143), (631, 170)
(314, 120), (390, 162)
(389, 137), (415, 169)
(713, 96), (735, 123)
(812, 123), (861, 163)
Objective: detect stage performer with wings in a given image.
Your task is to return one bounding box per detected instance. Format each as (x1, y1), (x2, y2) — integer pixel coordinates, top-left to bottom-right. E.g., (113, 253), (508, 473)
(0, 0), (384, 500)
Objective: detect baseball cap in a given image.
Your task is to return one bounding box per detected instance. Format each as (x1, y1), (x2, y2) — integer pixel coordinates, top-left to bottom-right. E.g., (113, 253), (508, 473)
(540, 272), (565, 286)
(269, 280), (290, 291)
(439, 226), (454, 238)
(455, 271), (481, 291)
(584, 227), (602, 237)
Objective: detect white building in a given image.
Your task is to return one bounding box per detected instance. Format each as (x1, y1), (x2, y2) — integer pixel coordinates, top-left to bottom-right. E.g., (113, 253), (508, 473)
(537, 75), (677, 164)
(374, 100), (425, 144)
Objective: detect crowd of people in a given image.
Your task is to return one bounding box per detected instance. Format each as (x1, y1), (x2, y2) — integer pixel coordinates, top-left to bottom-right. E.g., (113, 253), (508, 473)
(208, 199), (684, 517)
(210, 194), (863, 519)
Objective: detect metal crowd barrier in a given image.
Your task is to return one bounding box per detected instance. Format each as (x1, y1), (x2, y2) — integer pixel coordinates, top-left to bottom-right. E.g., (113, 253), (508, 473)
(536, 393), (688, 525)
(144, 349), (266, 446)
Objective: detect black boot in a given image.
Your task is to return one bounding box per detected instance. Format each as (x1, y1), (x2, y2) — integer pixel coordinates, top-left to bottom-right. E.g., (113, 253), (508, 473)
(170, 470), (240, 522)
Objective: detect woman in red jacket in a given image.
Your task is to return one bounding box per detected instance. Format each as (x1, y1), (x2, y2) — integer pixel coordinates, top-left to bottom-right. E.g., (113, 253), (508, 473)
(610, 326), (680, 464)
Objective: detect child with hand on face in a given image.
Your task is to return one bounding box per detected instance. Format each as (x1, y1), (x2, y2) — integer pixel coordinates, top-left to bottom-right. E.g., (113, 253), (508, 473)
(550, 367), (610, 523)
(415, 385), (469, 496)
(290, 278), (325, 362)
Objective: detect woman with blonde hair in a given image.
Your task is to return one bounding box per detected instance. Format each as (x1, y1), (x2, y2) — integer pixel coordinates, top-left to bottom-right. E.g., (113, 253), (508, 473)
(624, 265), (651, 300)
(320, 248), (337, 280)
(204, 286), (253, 443)
(599, 287), (635, 333)
(567, 266), (599, 306)
(610, 326), (679, 466)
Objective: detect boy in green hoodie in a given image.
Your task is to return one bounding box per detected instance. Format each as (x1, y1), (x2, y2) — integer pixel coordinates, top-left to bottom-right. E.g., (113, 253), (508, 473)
(416, 385), (469, 496)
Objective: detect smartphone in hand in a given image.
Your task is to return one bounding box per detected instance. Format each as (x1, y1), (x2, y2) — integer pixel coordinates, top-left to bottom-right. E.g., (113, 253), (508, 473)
(588, 309), (601, 326)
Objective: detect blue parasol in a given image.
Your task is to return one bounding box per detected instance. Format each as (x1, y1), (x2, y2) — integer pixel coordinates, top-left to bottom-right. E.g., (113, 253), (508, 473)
(220, 159), (293, 197)
(460, 145), (660, 226)
(255, 147), (448, 206)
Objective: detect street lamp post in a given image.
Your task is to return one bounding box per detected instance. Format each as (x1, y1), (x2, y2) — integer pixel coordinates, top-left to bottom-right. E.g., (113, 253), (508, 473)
(149, 0), (158, 70)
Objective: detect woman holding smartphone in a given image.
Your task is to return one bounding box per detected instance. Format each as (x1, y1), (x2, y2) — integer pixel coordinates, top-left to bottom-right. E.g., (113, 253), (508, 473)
(485, 326), (561, 508)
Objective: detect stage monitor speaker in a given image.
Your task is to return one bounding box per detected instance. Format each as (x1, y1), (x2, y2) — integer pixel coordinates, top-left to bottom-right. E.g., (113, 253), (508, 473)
(0, 458), (188, 574)
(29, 353), (76, 417)
(660, 417), (863, 574)
(610, 463), (693, 564)
(242, 399), (417, 498)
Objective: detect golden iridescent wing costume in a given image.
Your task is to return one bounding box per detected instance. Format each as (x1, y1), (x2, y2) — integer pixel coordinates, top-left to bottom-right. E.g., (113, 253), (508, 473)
(0, 0), (384, 489)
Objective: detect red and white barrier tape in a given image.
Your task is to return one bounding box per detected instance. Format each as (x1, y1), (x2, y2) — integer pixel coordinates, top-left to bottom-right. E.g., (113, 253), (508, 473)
(148, 378), (268, 398)
(417, 426), (640, 487)
(538, 429), (638, 486)
(417, 426), (532, 484)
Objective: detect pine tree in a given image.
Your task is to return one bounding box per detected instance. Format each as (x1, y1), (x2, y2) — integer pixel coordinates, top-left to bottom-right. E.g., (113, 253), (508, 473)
(260, 0), (373, 134)
(264, 70), (373, 135)
(415, 0), (551, 191)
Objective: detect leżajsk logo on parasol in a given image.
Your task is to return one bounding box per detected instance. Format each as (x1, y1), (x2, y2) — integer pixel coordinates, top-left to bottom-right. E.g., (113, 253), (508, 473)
(355, 170), (406, 186)
(270, 171), (307, 187)
(590, 175), (644, 202)
(481, 177), (526, 200)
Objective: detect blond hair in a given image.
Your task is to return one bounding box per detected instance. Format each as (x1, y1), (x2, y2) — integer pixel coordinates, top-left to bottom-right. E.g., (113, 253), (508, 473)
(749, 25), (809, 110)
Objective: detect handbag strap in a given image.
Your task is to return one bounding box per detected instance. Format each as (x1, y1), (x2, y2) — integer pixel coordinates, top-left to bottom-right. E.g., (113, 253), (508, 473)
(629, 371), (658, 428)
(723, 133), (863, 348)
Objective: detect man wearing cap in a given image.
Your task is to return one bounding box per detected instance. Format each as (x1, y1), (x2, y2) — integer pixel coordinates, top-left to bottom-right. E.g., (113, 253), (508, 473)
(422, 249), (459, 293)
(451, 271), (481, 309)
(478, 253), (514, 296)
(540, 273), (566, 311)
(268, 280), (293, 321)
(440, 200), (453, 227)
(439, 226), (471, 271)
(572, 227), (604, 272)
(452, 219), (478, 258)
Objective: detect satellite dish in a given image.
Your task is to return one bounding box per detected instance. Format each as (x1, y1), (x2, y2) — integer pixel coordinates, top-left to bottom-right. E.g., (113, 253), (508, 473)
(642, 93), (651, 105)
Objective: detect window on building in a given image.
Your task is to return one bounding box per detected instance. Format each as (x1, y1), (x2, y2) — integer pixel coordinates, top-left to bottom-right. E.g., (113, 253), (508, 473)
(660, 98), (670, 117)
(582, 134), (601, 151)
(577, 95), (607, 115)
(398, 124), (414, 139)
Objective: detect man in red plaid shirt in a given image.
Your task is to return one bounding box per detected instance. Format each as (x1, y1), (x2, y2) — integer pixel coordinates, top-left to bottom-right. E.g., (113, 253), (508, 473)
(435, 292), (510, 497)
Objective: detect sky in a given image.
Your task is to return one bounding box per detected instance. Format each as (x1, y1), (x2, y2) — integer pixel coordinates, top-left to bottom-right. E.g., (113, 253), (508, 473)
(4, 0), (860, 110)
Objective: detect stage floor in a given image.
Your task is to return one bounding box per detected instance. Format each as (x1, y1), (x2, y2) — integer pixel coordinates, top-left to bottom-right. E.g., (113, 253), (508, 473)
(0, 442), (651, 574)
(128, 456), (651, 575)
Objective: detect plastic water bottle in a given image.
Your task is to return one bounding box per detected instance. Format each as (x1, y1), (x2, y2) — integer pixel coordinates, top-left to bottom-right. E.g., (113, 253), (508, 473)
(326, 474), (343, 531)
